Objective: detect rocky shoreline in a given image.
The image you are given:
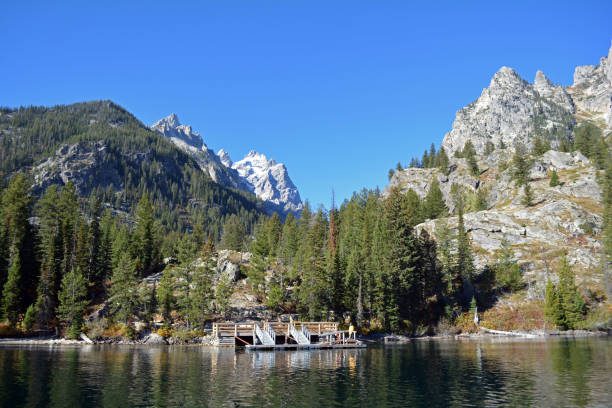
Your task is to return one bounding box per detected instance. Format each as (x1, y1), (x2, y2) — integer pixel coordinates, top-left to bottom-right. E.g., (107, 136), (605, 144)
(1, 328), (609, 347)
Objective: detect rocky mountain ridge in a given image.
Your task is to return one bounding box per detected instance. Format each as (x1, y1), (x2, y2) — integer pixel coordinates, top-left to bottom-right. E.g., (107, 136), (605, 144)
(152, 114), (303, 214)
(223, 150), (303, 214)
(387, 42), (612, 298)
(441, 42), (612, 157)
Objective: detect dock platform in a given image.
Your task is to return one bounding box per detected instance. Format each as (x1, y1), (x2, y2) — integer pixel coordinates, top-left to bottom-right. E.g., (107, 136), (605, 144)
(246, 342), (366, 351)
(212, 321), (365, 350)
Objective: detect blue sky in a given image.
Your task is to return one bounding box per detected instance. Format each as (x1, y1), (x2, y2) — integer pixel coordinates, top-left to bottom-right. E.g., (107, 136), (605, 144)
(2, 1), (611, 209)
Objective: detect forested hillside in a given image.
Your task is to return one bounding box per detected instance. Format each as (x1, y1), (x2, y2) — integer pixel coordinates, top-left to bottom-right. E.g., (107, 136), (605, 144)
(1, 43), (611, 341)
(0, 101), (264, 236)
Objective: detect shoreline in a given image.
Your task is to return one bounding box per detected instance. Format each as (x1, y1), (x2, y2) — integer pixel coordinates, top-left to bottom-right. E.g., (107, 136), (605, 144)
(0, 328), (609, 347)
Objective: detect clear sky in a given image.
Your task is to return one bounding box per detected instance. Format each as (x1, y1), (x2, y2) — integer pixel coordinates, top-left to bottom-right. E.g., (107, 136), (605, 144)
(2, 1), (611, 209)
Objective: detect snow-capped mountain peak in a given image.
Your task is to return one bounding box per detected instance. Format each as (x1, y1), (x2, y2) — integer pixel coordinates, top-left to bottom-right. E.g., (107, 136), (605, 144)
(152, 115), (303, 215)
(151, 113), (204, 150)
(230, 151), (302, 214)
(217, 149), (233, 167)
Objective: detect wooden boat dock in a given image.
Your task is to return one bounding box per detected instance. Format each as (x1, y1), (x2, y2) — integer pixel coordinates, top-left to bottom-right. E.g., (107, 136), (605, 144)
(212, 321), (366, 350)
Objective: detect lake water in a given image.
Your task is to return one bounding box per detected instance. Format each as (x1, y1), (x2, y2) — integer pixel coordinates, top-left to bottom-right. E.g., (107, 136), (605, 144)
(0, 337), (610, 407)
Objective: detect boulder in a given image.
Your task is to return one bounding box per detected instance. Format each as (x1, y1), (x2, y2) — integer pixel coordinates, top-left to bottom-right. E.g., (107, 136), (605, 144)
(143, 333), (167, 345)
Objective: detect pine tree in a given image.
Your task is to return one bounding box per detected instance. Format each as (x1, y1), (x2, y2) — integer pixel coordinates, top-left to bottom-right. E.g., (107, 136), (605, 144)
(157, 270), (175, 326)
(185, 240), (215, 328)
(424, 177), (448, 220)
(549, 170), (560, 187)
(265, 213), (283, 257)
(469, 296), (477, 314)
(59, 182), (79, 276)
(429, 143), (436, 167)
(1, 174), (35, 312)
(35, 234), (58, 330)
(556, 256), (585, 329)
(453, 187), (475, 301)
(2, 253), (22, 327)
(384, 188), (422, 330)
(37, 185), (63, 317)
(188, 265), (213, 329)
(23, 304), (36, 331)
(435, 220), (460, 300)
(98, 210), (114, 287)
(220, 214), (246, 251)
(545, 278), (562, 328)
(513, 143), (531, 186)
(495, 237), (523, 292)
(109, 253), (138, 325)
(74, 220), (90, 278)
(279, 213), (298, 285)
(87, 196), (104, 286)
(216, 274), (234, 318)
(248, 225), (269, 299)
(471, 187), (488, 212)
(422, 150), (430, 169)
(522, 183), (534, 207)
(57, 267), (88, 338)
(436, 147), (449, 175)
(134, 194), (158, 277)
(462, 141), (479, 176)
(419, 229), (443, 320)
(532, 136), (551, 156)
(296, 207), (328, 320)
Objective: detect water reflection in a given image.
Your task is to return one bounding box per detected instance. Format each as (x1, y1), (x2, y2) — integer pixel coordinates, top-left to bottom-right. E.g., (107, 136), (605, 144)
(0, 338), (610, 407)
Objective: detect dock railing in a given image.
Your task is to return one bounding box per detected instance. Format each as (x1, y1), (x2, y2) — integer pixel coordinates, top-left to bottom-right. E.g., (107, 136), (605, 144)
(301, 324), (311, 343)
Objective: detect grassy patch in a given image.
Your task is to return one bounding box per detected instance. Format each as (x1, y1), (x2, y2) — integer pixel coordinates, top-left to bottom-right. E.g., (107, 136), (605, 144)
(480, 300), (545, 331)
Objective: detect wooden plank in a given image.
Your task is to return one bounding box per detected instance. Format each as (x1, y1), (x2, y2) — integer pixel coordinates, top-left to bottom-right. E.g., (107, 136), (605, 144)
(234, 335), (252, 346)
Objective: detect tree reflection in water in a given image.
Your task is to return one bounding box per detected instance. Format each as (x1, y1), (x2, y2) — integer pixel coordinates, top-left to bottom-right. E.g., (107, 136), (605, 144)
(0, 338), (609, 407)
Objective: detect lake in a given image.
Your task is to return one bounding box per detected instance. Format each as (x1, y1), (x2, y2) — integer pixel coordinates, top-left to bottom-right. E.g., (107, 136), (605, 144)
(0, 337), (610, 407)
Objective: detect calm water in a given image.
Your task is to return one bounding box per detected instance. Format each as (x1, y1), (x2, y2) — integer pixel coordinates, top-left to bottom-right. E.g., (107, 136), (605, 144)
(0, 337), (611, 408)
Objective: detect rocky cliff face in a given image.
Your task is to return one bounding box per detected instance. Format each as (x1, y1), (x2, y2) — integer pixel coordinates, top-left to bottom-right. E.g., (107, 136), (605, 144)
(227, 150), (303, 214)
(387, 42), (612, 298)
(441, 67), (576, 157)
(152, 114), (250, 192)
(567, 43), (612, 132)
(33, 141), (124, 196)
(152, 113), (204, 150)
(152, 114), (303, 215)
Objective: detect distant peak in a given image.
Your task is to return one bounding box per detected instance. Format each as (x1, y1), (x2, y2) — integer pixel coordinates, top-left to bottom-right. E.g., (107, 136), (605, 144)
(246, 150), (266, 160)
(152, 113), (181, 129)
(151, 113), (203, 150)
(534, 70), (552, 86)
(217, 149), (233, 167)
(489, 66), (527, 89)
(492, 66), (520, 80)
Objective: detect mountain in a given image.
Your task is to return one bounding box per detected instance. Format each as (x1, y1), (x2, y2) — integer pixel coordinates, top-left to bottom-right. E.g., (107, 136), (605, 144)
(0, 101), (264, 237)
(386, 41), (612, 299)
(441, 67), (575, 156)
(223, 150), (303, 214)
(151, 114), (303, 215)
(151, 114), (249, 192)
(567, 43), (612, 132)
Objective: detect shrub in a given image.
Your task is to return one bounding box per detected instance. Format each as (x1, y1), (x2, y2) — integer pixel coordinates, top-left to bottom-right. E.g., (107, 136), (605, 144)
(0, 322), (21, 337)
(84, 318), (109, 340)
(124, 325), (137, 340)
(172, 327), (202, 342)
(549, 170), (560, 187)
(156, 326), (173, 338)
(23, 304), (36, 332)
(454, 312), (478, 333)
